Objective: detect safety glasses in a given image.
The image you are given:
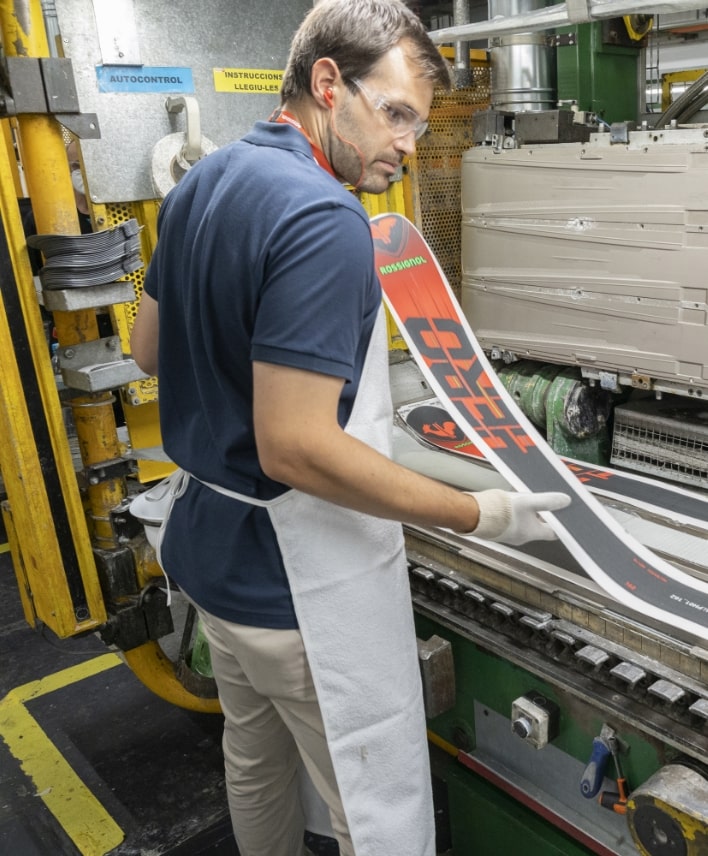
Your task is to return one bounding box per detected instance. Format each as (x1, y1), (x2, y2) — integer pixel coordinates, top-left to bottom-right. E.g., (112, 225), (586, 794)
(351, 78), (428, 141)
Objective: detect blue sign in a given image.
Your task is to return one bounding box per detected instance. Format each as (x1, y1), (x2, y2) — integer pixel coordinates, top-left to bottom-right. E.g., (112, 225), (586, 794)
(96, 66), (194, 93)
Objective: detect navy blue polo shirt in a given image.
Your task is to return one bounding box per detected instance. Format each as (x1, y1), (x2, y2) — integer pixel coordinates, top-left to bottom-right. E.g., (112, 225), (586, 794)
(143, 122), (381, 627)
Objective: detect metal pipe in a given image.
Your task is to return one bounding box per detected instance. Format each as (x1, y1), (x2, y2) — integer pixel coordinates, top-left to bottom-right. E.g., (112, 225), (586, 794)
(489, 0), (557, 112)
(453, 0), (471, 67)
(652, 69), (708, 127)
(428, 0), (706, 42)
(40, 0), (60, 56)
(71, 394), (124, 548)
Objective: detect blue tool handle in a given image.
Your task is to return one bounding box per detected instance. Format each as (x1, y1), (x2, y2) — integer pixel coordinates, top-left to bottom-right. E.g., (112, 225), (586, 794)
(580, 737), (611, 798)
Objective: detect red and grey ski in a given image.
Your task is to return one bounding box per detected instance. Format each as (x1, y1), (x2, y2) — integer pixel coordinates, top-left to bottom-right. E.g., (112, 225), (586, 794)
(398, 396), (708, 534)
(371, 212), (708, 641)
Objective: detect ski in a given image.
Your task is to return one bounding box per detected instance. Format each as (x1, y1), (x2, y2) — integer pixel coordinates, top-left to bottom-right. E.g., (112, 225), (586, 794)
(371, 212), (708, 641)
(397, 396), (708, 534)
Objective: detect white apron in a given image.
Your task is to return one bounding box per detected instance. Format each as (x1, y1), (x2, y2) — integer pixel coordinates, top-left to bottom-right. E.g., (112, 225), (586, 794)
(159, 308), (435, 855)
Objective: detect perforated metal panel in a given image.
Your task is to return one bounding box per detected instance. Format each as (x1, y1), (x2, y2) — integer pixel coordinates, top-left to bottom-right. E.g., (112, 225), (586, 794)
(101, 198), (170, 482)
(611, 398), (708, 489)
(104, 200), (153, 365)
(411, 68), (491, 299)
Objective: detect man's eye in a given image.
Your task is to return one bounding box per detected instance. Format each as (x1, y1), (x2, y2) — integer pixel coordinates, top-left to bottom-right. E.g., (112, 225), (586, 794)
(384, 104), (407, 127)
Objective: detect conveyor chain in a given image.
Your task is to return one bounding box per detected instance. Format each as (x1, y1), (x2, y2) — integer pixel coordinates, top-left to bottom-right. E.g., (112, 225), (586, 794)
(407, 546), (708, 763)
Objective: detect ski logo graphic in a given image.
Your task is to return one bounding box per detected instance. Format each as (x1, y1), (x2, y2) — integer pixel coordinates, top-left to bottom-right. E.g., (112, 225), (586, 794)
(372, 212), (708, 641)
(378, 255), (428, 276)
(403, 403), (480, 454)
(371, 215), (406, 254)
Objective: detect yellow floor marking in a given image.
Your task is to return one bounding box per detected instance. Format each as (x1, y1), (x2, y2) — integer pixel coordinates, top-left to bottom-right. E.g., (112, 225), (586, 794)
(0, 653), (125, 855)
(0, 541), (10, 553)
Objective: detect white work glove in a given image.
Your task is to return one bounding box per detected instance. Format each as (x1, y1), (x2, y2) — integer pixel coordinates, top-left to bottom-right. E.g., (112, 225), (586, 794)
(469, 489), (571, 546)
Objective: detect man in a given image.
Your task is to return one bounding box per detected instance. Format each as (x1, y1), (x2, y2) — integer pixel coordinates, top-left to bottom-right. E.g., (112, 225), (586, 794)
(131, 2), (570, 854)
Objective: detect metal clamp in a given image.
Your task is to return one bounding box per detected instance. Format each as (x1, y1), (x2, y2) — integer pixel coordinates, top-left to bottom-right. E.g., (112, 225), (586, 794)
(0, 57), (100, 138)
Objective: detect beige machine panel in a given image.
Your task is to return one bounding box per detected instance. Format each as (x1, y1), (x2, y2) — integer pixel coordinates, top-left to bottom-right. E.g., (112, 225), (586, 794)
(460, 129), (708, 396)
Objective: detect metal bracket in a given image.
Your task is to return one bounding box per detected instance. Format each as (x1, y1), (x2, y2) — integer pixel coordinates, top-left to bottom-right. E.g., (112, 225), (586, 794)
(85, 456), (134, 486)
(42, 281), (136, 313)
(597, 371), (621, 393)
(55, 113), (101, 139)
(417, 635), (456, 719)
(630, 372), (652, 390)
(57, 336), (148, 392)
(609, 121), (635, 145)
(549, 32), (577, 47)
(566, 0), (591, 24)
(0, 56), (100, 139)
(99, 584), (174, 651)
(57, 336), (124, 371)
(61, 359), (148, 393)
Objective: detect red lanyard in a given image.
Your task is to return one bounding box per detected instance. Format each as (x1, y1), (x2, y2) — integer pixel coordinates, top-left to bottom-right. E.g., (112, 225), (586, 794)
(273, 109), (337, 178)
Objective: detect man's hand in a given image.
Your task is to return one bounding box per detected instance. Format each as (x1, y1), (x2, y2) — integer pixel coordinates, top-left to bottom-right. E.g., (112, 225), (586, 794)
(470, 489), (571, 546)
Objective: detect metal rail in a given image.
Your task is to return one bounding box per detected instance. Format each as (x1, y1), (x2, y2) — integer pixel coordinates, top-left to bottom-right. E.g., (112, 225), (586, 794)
(427, 0), (706, 41)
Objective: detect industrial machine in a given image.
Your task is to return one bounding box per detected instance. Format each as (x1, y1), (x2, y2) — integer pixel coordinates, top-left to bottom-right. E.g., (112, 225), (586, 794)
(395, 5), (708, 855)
(2, 1), (708, 855)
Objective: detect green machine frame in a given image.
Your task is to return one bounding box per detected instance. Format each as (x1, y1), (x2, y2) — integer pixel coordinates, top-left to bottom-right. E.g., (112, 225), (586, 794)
(557, 19), (645, 124)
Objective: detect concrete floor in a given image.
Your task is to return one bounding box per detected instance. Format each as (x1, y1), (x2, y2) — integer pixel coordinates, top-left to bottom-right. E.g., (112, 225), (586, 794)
(0, 544), (241, 855)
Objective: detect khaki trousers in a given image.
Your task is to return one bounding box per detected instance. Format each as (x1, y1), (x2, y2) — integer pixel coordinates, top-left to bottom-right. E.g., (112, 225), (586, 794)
(195, 606), (353, 856)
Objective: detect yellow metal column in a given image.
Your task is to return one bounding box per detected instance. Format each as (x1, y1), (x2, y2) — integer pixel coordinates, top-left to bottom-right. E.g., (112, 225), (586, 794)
(71, 394), (125, 548)
(0, 0), (106, 634)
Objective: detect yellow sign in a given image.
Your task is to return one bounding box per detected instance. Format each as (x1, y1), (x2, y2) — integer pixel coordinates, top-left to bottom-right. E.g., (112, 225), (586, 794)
(214, 67), (283, 94)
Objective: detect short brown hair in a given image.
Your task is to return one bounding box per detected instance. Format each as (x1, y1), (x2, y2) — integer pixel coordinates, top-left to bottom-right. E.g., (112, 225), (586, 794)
(281, 0), (451, 102)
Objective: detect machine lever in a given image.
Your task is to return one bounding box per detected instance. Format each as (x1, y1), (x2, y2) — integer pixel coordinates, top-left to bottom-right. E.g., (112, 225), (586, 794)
(580, 735), (611, 798)
(152, 96), (217, 198)
(599, 734), (629, 814)
(165, 95), (203, 165)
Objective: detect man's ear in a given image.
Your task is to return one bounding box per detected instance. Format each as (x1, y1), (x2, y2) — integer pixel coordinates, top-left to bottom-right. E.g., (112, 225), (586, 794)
(311, 57), (339, 109)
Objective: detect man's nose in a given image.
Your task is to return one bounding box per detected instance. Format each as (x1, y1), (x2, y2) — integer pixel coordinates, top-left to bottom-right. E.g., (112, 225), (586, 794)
(393, 128), (417, 156)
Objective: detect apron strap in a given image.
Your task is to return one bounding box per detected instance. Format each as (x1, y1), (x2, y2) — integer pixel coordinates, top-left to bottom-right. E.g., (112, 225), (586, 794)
(155, 469), (292, 596)
(192, 475), (279, 507)
(153, 468), (191, 604)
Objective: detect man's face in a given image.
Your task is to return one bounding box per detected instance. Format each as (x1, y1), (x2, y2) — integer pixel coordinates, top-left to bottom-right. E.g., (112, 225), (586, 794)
(328, 40), (435, 194)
